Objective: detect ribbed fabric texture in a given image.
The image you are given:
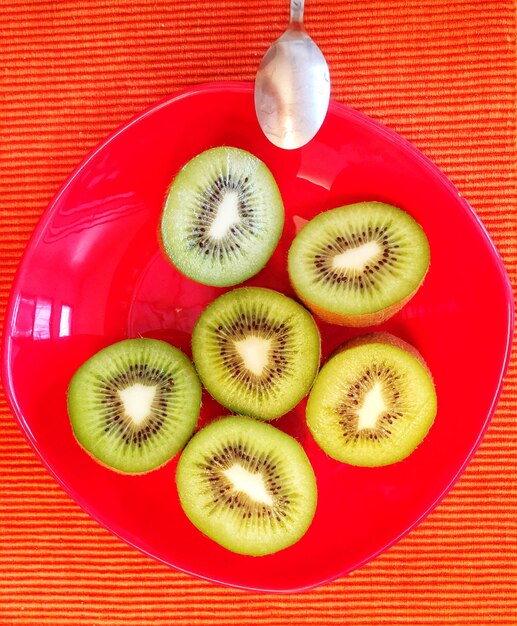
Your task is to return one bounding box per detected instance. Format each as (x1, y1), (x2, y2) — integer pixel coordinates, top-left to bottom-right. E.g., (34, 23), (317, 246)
(1, 1), (516, 624)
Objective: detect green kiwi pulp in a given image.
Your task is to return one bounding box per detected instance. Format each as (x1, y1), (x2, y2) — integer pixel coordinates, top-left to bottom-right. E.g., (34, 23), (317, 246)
(176, 416), (317, 556)
(306, 333), (437, 466)
(160, 146), (284, 287)
(288, 202), (430, 326)
(191, 287), (321, 420)
(67, 338), (201, 474)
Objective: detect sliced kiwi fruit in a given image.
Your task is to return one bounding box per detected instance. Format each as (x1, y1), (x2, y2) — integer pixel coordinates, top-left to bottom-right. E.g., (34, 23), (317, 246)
(191, 287), (321, 420)
(288, 201), (430, 326)
(176, 416), (317, 556)
(67, 338), (202, 474)
(160, 146), (284, 287)
(306, 333), (437, 466)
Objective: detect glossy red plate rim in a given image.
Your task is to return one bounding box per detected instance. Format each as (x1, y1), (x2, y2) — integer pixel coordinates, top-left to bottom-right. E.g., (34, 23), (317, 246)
(2, 81), (514, 593)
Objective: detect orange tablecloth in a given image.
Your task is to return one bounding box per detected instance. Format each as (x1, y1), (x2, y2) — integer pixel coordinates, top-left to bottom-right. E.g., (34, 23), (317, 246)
(1, 1), (516, 623)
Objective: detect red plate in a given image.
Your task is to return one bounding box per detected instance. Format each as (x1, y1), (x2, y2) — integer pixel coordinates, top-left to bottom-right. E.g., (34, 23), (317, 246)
(2, 82), (513, 592)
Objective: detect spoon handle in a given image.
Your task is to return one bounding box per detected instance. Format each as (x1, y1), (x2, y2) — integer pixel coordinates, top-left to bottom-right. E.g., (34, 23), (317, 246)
(290, 0), (304, 25)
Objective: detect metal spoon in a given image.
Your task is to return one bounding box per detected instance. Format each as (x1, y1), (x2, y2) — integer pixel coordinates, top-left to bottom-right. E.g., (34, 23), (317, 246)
(254, 0), (331, 150)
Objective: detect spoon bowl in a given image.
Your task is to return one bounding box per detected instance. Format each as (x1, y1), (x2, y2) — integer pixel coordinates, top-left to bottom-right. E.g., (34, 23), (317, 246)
(254, 0), (330, 149)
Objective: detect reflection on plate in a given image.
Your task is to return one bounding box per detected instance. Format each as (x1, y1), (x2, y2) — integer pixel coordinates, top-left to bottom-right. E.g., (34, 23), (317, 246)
(2, 82), (513, 592)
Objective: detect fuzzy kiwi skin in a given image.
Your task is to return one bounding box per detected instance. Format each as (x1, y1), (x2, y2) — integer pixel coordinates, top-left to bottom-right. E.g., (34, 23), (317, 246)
(307, 333), (437, 467)
(291, 280), (426, 327)
(331, 332), (433, 374)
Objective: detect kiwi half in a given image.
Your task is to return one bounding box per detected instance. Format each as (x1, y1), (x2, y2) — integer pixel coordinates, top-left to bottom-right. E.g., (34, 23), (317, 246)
(160, 146), (284, 287)
(306, 333), (437, 466)
(191, 287), (321, 420)
(288, 202), (430, 326)
(67, 338), (201, 474)
(176, 416), (317, 556)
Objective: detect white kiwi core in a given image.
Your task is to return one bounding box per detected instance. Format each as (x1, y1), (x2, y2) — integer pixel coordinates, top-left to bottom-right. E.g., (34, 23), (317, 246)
(223, 463), (274, 505)
(208, 190), (241, 240)
(331, 240), (381, 271)
(234, 336), (271, 376)
(118, 383), (157, 425)
(356, 382), (387, 430)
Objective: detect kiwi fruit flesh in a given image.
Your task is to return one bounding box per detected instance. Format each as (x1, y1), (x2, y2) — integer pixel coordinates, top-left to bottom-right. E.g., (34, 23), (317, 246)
(191, 287), (321, 420)
(288, 202), (430, 326)
(176, 416), (317, 556)
(67, 338), (202, 474)
(306, 332), (437, 466)
(160, 146), (284, 287)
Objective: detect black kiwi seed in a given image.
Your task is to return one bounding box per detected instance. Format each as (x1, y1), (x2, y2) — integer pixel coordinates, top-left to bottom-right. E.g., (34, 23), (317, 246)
(312, 227), (396, 288)
(185, 174), (257, 257)
(336, 362), (402, 444)
(197, 441), (292, 523)
(214, 309), (292, 395)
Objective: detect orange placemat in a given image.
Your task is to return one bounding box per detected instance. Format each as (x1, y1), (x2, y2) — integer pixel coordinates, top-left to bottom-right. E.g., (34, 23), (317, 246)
(1, 1), (516, 624)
